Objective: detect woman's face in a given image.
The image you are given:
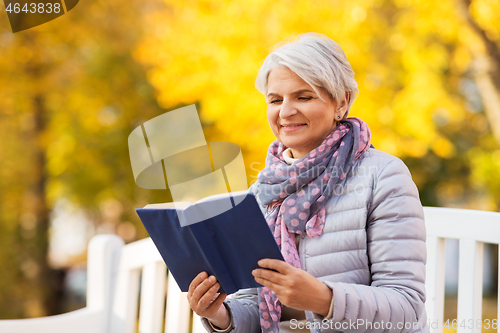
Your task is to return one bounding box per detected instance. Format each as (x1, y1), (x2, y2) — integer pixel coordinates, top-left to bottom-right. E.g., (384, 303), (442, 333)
(266, 66), (346, 159)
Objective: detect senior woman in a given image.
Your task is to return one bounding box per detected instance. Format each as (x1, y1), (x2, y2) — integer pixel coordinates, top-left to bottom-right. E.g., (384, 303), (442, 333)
(188, 33), (428, 333)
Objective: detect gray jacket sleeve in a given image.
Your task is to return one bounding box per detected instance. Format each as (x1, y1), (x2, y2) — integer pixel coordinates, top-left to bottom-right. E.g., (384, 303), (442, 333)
(317, 157), (427, 333)
(200, 288), (261, 333)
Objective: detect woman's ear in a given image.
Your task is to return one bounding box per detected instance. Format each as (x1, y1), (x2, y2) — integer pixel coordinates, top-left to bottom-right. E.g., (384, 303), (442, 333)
(339, 92), (349, 111)
(335, 92), (350, 120)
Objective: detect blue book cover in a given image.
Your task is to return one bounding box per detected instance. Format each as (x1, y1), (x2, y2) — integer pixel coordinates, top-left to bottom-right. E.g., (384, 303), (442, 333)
(135, 191), (284, 295)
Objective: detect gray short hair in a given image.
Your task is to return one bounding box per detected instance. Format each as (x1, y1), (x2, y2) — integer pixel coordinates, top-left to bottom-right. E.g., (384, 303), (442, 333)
(255, 33), (359, 118)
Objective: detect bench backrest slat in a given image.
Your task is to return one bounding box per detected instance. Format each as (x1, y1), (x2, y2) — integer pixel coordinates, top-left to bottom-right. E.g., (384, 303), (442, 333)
(139, 262), (167, 333)
(457, 239), (483, 333)
(425, 235), (446, 333)
(164, 271), (191, 333)
(424, 207), (500, 333)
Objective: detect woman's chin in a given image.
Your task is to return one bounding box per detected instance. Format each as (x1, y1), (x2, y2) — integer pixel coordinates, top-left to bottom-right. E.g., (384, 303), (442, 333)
(280, 135), (310, 148)
(279, 132), (308, 145)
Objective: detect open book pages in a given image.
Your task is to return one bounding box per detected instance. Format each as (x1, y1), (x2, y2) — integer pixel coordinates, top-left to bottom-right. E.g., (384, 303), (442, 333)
(142, 190), (251, 226)
(142, 190), (250, 210)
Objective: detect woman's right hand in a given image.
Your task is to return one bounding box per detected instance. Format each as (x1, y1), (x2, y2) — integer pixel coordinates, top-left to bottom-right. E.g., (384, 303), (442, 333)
(187, 271), (230, 329)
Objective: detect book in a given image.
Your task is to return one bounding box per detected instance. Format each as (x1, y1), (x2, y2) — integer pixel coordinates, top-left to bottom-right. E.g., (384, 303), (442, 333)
(135, 190), (284, 295)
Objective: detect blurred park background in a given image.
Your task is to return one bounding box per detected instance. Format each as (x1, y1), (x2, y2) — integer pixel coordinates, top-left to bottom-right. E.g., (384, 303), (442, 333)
(0, 0), (499, 329)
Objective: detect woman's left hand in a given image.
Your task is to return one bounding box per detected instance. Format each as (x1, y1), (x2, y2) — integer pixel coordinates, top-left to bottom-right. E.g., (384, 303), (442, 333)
(252, 259), (333, 316)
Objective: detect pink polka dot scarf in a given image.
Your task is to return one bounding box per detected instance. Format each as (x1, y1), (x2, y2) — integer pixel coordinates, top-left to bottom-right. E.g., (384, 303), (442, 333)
(255, 117), (371, 333)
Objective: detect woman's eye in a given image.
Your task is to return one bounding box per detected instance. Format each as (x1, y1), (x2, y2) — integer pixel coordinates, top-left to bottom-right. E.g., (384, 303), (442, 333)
(270, 99), (282, 104)
(299, 97), (312, 101)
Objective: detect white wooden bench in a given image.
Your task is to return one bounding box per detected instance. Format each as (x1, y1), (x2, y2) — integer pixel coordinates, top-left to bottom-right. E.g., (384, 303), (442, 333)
(0, 206), (499, 333)
(425, 207), (500, 333)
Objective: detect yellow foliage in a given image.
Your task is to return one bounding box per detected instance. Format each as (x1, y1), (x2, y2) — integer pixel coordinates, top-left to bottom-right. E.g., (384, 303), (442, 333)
(432, 137), (455, 158)
(133, 0), (497, 184)
(470, 0), (500, 40)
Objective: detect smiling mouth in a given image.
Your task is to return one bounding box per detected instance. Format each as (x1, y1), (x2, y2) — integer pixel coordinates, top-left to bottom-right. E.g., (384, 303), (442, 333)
(280, 123), (306, 133)
(281, 124), (306, 128)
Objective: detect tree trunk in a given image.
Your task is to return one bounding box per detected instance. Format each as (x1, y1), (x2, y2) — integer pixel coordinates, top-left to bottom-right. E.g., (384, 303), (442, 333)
(455, 0), (500, 145)
(22, 36), (62, 317)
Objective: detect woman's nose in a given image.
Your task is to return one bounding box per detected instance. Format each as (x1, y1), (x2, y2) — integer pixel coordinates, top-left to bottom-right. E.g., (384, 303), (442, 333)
(279, 100), (298, 119)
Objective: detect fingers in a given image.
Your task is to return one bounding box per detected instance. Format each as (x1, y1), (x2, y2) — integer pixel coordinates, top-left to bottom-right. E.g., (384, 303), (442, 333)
(257, 259), (290, 273)
(253, 272), (281, 291)
(187, 273), (225, 319)
(252, 267), (279, 281)
(207, 292), (227, 314)
(197, 281), (222, 309)
(253, 259), (293, 286)
(191, 275), (218, 307)
(253, 260), (302, 300)
(188, 271), (208, 298)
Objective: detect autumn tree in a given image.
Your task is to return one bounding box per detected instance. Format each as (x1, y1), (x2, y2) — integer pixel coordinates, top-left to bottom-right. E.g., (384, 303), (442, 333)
(0, 0), (169, 317)
(134, 0), (500, 209)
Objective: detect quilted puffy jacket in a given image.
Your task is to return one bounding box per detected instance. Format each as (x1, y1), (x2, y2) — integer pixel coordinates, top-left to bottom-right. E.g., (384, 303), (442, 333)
(201, 147), (428, 333)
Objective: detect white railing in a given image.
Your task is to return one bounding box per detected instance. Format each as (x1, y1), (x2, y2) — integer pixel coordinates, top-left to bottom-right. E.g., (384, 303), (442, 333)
(0, 206), (499, 333)
(424, 207), (500, 333)
(108, 237), (205, 333)
(0, 235), (123, 333)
